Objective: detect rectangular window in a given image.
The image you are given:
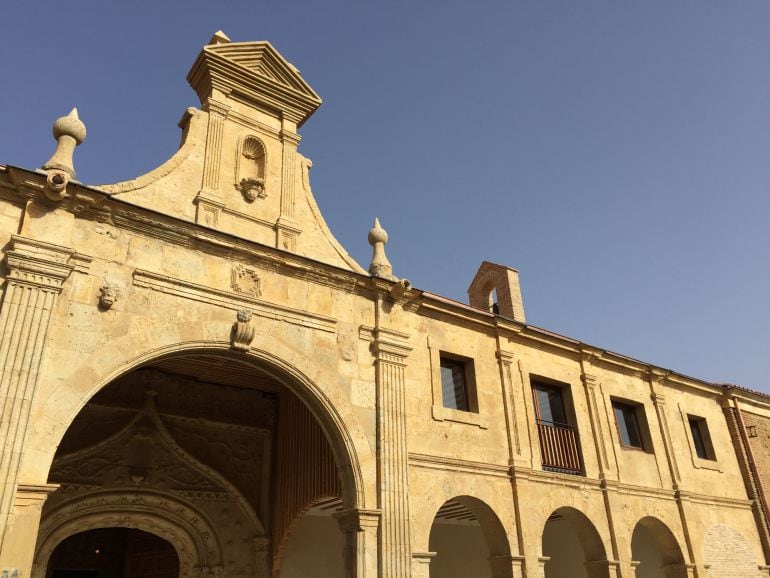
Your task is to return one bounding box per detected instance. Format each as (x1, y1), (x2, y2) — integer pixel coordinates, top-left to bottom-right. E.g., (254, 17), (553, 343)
(440, 356), (473, 412)
(531, 378), (582, 474)
(612, 401), (645, 450)
(688, 415), (716, 461)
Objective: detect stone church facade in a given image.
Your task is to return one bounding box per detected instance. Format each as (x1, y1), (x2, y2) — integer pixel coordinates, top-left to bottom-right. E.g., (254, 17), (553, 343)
(0, 32), (768, 578)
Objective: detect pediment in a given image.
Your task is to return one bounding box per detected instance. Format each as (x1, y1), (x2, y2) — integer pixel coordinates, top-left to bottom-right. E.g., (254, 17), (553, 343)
(188, 37), (322, 126)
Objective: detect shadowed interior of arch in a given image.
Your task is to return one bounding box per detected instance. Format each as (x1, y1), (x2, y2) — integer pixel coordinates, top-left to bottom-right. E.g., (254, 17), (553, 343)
(428, 495), (512, 578)
(35, 352), (355, 578)
(631, 516), (685, 578)
(46, 528), (179, 578)
(542, 507), (608, 578)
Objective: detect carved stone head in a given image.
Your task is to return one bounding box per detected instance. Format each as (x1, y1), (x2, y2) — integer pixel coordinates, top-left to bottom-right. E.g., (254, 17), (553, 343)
(98, 283), (120, 310)
(239, 177), (266, 202)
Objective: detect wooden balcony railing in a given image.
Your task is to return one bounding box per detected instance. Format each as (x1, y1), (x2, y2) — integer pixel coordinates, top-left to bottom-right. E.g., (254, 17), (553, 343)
(537, 420), (582, 474)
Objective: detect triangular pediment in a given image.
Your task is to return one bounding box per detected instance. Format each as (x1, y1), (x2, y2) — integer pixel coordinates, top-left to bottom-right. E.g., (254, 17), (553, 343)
(188, 36), (322, 126)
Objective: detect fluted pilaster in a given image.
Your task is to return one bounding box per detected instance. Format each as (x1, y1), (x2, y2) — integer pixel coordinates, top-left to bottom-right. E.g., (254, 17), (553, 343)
(0, 236), (79, 552)
(373, 328), (412, 578)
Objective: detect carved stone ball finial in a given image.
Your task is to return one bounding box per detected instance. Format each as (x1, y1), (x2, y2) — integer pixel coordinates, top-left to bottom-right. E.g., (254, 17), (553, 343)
(368, 217), (398, 282)
(42, 108), (87, 198)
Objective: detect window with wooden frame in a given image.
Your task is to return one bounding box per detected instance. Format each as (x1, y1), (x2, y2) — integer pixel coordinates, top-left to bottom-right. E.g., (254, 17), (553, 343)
(439, 355), (477, 413)
(531, 379), (582, 474)
(612, 400), (648, 451)
(688, 415), (716, 461)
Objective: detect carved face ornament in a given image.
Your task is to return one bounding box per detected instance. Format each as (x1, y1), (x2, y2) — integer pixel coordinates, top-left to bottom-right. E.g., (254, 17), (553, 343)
(239, 177), (265, 203)
(98, 283), (120, 310)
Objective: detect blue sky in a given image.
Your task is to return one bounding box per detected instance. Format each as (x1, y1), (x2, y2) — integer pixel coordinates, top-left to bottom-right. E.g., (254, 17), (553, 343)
(2, 1), (769, 390)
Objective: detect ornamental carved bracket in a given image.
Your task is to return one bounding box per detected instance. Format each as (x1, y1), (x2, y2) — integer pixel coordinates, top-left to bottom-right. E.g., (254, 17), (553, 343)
(231, 309), (256, 351)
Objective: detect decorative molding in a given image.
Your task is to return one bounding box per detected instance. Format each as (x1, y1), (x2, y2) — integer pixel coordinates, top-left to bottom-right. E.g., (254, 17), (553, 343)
(408, 453), (510, 478)
(132, 269), (336, 333)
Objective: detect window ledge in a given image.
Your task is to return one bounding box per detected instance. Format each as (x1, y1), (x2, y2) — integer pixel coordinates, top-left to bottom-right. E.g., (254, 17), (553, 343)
(692, 457), (722, 472)
(431, 405), (488, 429)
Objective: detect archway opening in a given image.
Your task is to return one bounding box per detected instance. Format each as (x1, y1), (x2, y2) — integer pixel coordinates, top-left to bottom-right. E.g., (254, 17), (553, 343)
(542, 507), (607, 578)
(428, 496), (511, 578)
(47, 528), (179, 578)
(277, 498), (345, 578)
(631, 517), (684, 578)
(35, 352), (356, 578)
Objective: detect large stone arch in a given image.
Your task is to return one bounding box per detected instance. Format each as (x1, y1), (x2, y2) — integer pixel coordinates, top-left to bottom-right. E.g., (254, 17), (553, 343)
(30, 341), (368, 510)
(631, 516), (686, 578)
(542, 506), (609, 578)
(32, 488), (221, 578)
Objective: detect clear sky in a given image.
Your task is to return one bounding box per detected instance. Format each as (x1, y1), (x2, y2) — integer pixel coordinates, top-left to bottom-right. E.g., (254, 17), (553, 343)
(1, 1), (768, 391)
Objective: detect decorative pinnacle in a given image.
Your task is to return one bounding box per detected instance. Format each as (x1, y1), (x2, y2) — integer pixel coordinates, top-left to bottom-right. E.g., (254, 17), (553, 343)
(209, 30), (231, 45)
(42, 108), (86, 179)
(368, 218), (398, 281)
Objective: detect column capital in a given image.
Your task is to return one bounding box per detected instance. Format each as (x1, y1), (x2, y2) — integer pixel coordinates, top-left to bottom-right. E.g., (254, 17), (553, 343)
(372, 327), (412, 362)
(647, 368), (670, 385)
(204, 98), (231, 118)
(6, 235), (84, 292)
(334, 508), (381, 532)
(581, 372), (600, 387)
(496, 349), (515, 365)
(411, 552), (436, 564)
(279, 129), (301, 146)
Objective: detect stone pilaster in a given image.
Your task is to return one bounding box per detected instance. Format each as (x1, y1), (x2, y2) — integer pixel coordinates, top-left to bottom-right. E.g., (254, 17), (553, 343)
(0, 236), (79, 553)
(276, 129), (301, 251)
(373, 327), (412, 578)
(335, 508), (381, 578)
(195, 99), (231, 227)
(495, 348), (528, 578)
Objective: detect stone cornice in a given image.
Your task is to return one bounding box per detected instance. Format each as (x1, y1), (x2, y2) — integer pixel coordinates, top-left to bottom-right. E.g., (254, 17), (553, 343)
(408, 453), (510, 478)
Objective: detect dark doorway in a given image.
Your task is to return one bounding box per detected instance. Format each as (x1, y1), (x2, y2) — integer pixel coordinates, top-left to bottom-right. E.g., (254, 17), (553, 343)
(47, 528), (179, 578)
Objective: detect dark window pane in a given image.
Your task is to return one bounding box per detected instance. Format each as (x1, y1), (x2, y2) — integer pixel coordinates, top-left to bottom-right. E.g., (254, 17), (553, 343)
(533, 384), (567, 425)
(689, 417), (710, 460)
(441, 358), (468, 411)
(614, 403), (643, 449)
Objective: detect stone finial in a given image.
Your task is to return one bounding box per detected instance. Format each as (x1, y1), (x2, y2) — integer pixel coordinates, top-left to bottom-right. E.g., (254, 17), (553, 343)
(42, 108), (86, 180)
(209, 30), (231, 45)
(368, 218), (398, 281)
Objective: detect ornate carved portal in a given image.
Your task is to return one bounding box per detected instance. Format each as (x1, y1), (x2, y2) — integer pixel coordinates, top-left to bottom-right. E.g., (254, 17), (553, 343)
(34, 353), (366, 578)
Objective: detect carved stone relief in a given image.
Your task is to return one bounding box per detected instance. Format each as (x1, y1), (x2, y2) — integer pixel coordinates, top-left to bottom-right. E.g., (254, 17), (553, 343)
(43, 369), (276, 578)
(231, 264), (262, 297)
(235, 136), (267, 202)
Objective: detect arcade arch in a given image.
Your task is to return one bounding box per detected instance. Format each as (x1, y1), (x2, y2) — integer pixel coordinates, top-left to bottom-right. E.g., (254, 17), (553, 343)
(541, 507), (608, 578)
(428, 496), (513, 578)
(630, 517), (685, 578)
